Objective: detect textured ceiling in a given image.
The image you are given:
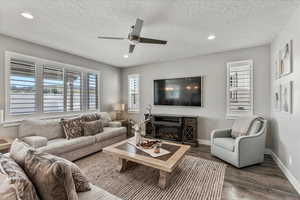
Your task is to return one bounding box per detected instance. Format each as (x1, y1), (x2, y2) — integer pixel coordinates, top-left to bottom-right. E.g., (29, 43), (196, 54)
(0, 0), (300, 67)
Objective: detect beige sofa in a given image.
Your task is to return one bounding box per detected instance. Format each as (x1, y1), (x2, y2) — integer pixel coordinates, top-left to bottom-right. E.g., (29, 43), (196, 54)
(18, 112), (127, 161)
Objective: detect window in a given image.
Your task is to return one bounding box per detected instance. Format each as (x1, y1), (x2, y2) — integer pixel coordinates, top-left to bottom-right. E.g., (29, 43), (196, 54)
(66, 71), (82, 112)
(9, 59), (36, 115)
(87, 73), (98, 110)
(43, 66), (64, 113)
(128, 74), (140, 112)
(5, 51), (100, 121)
(226, 60), (253, 118)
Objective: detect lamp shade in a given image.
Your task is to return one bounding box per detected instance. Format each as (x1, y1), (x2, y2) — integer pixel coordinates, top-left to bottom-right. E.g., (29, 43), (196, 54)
(113, 104), (125, 111)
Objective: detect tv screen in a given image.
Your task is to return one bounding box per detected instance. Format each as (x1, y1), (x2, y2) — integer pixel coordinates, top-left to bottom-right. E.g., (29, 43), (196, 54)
(154, 76), (202, 106)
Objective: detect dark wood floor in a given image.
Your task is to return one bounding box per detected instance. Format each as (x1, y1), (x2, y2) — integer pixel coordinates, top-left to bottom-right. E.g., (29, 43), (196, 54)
(188, 145), (300, 200)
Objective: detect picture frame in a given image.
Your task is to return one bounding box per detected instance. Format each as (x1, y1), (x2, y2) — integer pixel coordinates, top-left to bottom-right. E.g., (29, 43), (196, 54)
(280, 81), (293, 114)
(279, 40), (293, 77)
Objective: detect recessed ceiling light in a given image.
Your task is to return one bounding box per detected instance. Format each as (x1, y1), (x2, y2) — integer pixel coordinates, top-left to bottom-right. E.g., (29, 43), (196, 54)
(21, 12), (34, 19)
(208, 35), (216, 40)
(123, 54), (129, 58)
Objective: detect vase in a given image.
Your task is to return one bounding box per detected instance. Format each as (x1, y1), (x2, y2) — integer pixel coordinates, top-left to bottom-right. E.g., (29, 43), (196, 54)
(135, 130), (141, 145)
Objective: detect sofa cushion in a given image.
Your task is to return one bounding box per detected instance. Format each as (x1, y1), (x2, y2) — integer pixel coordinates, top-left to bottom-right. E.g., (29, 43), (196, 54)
(83, 120), (104, 136)
(61, 117), (84, 139)
(9, 138), (36, 168)
(77, 184), (122, 200)
(108, 121), (122, 128)
(81, 113), (100, 122)
(214, 138), (236, 152)
(0, 154), (39, 200)
(95, 127), (126, 143)
(96, 112), (112, 127)
(22, 136), (48, 148)
(24, 150), (78, 200)
(18, 119), (64, 140)
(39, 136), (95, 155)
(42, 153), (91, 192)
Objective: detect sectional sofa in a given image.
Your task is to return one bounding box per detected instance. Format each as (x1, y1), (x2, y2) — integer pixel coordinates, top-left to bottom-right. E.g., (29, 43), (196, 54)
(18, 112), (127, 161)
(14, 112), (127, 200)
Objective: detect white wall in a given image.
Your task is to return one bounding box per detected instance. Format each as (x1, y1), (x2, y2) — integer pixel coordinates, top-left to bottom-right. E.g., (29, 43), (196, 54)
(0, 34), (121, 137)
(270, 6), (300, 188)
(121, 45), (270, 142)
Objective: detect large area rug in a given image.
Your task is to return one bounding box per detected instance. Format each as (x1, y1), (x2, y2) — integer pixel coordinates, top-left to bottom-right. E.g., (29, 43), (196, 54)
(75, 152), (226, 200)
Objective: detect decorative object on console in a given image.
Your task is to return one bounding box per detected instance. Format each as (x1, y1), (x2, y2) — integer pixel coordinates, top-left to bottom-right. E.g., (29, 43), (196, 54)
(279, 40), (293, 77)
(113, 104), (125, 120)
(280, 81), (293, 113)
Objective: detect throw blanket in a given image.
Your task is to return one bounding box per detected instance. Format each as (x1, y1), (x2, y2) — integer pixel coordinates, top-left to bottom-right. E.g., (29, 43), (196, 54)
(231, 116), (259, 138)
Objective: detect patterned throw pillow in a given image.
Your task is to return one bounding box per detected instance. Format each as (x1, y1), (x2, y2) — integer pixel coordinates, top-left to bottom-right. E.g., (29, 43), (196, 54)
(61, 117), (83, 139)
(0, 154), (40, 200)
(24, 150), (78, 200)
(82, 120), (104, 136)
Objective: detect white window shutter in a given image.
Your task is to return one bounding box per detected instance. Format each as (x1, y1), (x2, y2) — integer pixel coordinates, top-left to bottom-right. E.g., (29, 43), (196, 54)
(9, 58), (37, 115)
(87, 73), (98, 110)
(43, 66), (64, 113)
(226, 60), (253, 118)
(128, 74), (140, 112)
(66, 71), (82, 112)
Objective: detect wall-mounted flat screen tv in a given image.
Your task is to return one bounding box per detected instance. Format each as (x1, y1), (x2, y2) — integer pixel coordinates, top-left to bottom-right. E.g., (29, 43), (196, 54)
(154, 76), (203, 106)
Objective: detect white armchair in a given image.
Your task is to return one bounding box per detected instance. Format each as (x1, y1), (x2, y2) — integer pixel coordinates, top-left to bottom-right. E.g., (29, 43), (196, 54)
(211, 117), (267, 168)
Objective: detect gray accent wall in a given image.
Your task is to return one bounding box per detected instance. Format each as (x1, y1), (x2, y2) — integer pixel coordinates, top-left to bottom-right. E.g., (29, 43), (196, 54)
(0, 34), (121, 137)
(121, 45), (270, 142)
(270, 6), (300, 189)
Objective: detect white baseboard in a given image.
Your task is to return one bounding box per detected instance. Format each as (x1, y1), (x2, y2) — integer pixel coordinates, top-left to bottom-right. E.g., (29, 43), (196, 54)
(197, 139), (211, 146)
(269, 151), (300, 195)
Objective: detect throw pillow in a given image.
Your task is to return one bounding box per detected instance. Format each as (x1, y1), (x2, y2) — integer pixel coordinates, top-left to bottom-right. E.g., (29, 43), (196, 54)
(43, 153), (91, 192)
(81, 113), (100, 122)
(61, 117), (83, 139)
(22, 136), (48, 148)
(0, 172), (16, 200)
(231, 116), (258, 138)
(0, 154), (40, 200)
(9, 138), (35, 168)
(82, 120), (104, 136)
(24, 150), (78, 200)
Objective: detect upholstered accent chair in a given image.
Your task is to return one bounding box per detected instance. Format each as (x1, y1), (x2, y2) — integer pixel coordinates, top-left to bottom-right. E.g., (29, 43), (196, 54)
(211, 117), (267, 168)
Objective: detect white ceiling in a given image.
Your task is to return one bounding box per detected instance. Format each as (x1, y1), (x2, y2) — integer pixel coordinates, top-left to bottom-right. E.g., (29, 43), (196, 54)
(1, 0), (300, 67)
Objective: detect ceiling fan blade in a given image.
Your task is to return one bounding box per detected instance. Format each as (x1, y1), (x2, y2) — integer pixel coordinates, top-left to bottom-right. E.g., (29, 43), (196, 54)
(129, 44), (135, 53)
(97, 36), (126, 40)
(131, 18), (144, 36)
(139, 37), (167, 44)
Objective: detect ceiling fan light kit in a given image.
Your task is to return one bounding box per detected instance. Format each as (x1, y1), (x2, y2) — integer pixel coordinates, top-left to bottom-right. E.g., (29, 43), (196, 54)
(97, 18), (167, 54)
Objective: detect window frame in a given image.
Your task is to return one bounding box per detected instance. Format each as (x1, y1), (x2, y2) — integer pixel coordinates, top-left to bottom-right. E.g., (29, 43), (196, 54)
(128, 74), (140, 113)
(226, 60), (254, 119)
(4, 51), (101, 122)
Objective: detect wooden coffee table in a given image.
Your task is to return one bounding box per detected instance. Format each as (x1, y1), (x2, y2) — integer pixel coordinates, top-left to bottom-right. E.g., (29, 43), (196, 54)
(103, 138), (190, 189)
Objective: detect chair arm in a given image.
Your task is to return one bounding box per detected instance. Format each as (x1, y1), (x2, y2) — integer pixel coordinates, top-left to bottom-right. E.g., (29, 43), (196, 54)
(211, 129), (232, 140)
(235, 133), (266, 156)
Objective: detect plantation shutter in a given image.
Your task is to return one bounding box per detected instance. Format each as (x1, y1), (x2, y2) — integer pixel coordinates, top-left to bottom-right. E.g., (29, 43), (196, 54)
(66, 70), (82, 112)
(87, 73), (98, 110)
(43, 66), (64, 113)
(9, 59), (36, 115)
(227, 60), (253, 118)
(128, 74), (140, 112)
